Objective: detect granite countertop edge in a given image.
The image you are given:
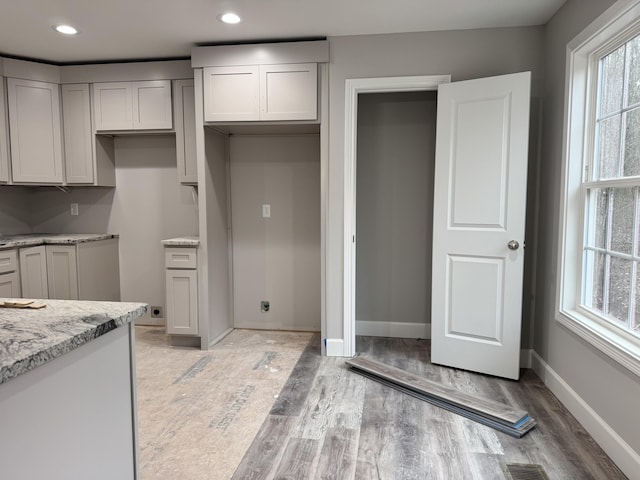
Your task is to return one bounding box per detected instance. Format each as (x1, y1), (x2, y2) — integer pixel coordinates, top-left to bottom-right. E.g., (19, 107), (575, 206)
(0, 301), (147, 385)
(161, 236), (200, 246)
(0, 233), (119, 249)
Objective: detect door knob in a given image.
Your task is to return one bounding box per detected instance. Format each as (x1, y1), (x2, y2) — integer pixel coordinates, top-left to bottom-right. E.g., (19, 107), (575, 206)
(508, 240), (520, 250)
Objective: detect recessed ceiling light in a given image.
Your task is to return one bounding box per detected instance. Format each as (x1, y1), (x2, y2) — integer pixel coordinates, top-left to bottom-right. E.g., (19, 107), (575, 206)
(54, 24), (79, 35)
(218, 13), (241, 24)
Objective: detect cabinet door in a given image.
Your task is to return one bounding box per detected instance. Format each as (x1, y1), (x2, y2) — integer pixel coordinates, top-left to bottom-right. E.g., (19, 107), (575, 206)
(0, 77), (10, 183)
(203, 66), (260, 122)
(259, 63), (317, 121)
(132, 80), (172, 130)
(62, 84), (94, 184)
(0, 272), (21, 298)
(166, 269), (198, 335)
(93, 82), (133, 131)
(7, 78), (63, 183)
(173, 79), (197, 184)
(46, 245), (79, 300)
(19, 246), (48, 299)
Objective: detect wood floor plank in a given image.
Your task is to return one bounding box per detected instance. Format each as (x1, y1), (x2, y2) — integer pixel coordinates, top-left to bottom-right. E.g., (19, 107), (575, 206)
(230, 415), (297, 480)
(270, 333), (322, 417)
(292, 373), (339, 440)
(272, 438), (320, 480)
(354, 381), (400, 479)
(347, 356), (529, 425)
(315, 427), (358, 480)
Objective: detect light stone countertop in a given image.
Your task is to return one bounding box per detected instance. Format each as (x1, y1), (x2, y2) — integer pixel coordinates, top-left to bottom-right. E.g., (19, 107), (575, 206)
(0, 299), (147, 385)
(161, 236), (200, 247)
(0, 233), (119, 249)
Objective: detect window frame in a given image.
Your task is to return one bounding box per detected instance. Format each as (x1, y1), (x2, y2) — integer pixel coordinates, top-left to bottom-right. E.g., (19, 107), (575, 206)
(558, 0), (640, 377)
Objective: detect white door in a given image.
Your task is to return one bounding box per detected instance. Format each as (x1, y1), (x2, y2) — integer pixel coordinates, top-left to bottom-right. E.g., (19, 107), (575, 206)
(431, 72), (531, 380)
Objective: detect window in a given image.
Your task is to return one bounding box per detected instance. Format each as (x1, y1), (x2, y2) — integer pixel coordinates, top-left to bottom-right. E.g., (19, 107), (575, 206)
(559, 0), (640, 376)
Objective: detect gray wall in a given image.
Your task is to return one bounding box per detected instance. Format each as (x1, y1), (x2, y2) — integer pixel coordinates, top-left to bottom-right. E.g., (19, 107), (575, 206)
(356, 91), (436, 334)
(536, 0), (640, 456)
(230, 134), (320, 331)
(325, 27), (545, 341)
(29, 135), (199, 323)
(0, 187), (32, 234)
(201, 128), (232, 344)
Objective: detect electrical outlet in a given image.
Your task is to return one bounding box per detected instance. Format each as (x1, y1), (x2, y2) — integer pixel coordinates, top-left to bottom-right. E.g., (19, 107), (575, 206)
(150, 306), (163, 318)
(70, 203), (79, 216)
(260, 301), (270, 313)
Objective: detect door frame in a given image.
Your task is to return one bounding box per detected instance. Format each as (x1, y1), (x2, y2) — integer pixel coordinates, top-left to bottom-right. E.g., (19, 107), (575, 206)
(342, 74), (450, 357)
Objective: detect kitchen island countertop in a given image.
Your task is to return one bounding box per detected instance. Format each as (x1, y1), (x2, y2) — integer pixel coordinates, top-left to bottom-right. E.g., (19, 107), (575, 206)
(0, 299), (147, 384)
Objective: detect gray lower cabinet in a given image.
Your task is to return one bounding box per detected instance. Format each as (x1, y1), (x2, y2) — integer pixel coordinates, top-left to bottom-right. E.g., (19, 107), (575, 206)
(0, 249), (21, 297)
(165, 247), (198, 335)
(19, 245), (49, 299)
(19, 239), (120, 300)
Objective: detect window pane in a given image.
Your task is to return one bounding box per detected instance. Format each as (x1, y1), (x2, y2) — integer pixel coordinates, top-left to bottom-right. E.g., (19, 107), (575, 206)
(597, 115), (622, 178)
(627, 35), (640, 106)
(600, 44), (626, 116)
(624, 107), (640, 176)
(608, 257), (631, 323)
(590, 188), (609, 249)
(610, 187), (635, 254)
(585, 250), (605, 312)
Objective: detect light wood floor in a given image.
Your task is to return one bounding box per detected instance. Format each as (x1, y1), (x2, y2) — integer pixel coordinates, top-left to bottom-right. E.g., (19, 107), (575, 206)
(135, 328), (626, 480)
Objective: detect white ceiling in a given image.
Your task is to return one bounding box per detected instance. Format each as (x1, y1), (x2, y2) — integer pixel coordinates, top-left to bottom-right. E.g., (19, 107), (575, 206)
(0, 0), (567, 64)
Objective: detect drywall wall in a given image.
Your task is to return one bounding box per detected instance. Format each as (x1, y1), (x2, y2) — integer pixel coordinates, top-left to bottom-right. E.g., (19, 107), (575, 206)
(535, 0), (640, 470)
(325, 27), (545, 344)
(0, 187), (32, 234)
(201, 128), (232, 344)
(29, 135), (199, 323)
(355, 91), (436, 337)
(230, 134), (320, 331)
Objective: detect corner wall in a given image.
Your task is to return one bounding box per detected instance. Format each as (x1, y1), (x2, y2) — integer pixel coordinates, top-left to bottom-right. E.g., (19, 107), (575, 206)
(535, 0), (640, 474)
(0, 187), (32, 234)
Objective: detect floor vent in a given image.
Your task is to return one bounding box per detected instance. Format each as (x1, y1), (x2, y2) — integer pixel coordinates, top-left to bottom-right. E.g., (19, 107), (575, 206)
(502, 463), (549, 480)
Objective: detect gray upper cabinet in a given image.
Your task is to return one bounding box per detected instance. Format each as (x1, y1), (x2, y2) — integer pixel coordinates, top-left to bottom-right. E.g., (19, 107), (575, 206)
(7, 78), (64, 184)
(61, 83), (116, 186)
(173, 79), (197, 184)
(0, 77), (9, 183)
(93, 80), (173, 131)
(259, 63), (317, 121)
(203, 66), (260, 122)
(203, 63), (317, 122)
(61, 84), (94, 184)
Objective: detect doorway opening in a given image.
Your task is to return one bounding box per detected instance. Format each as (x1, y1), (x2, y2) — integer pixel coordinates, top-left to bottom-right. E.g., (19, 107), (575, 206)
(355, 90), (437, 343)
(343, 75), (450, 357)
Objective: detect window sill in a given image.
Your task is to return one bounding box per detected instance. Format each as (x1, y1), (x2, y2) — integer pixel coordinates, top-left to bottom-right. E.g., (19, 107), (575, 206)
(557, 309), (640, 378)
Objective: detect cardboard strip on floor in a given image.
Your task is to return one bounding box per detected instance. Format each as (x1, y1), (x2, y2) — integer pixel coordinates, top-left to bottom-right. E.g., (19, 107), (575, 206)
(346, 356), (536, 438)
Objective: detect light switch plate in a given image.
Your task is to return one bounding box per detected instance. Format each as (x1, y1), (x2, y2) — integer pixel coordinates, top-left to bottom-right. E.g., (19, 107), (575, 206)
(70, 203), (79, 216)
(262, 204), (271, 218)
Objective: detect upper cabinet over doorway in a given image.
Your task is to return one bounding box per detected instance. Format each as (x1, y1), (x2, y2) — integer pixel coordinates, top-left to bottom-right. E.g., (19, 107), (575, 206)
(192, 40), (328, 124)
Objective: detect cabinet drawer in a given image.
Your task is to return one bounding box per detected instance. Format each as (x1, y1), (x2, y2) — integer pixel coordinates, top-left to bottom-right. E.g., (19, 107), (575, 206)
(0, 249), (18, 274)
(165, 248), (197, 269)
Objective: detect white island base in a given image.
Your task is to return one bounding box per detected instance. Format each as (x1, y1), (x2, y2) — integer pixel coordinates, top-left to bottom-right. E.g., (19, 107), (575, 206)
(0, 323), (139, 480)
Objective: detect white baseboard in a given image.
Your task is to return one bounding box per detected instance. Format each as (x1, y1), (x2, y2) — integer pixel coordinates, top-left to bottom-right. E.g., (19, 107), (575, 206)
(531, 351), (640, 479)
(356, 320), (430, 339)
(325, 338), (344, 357)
